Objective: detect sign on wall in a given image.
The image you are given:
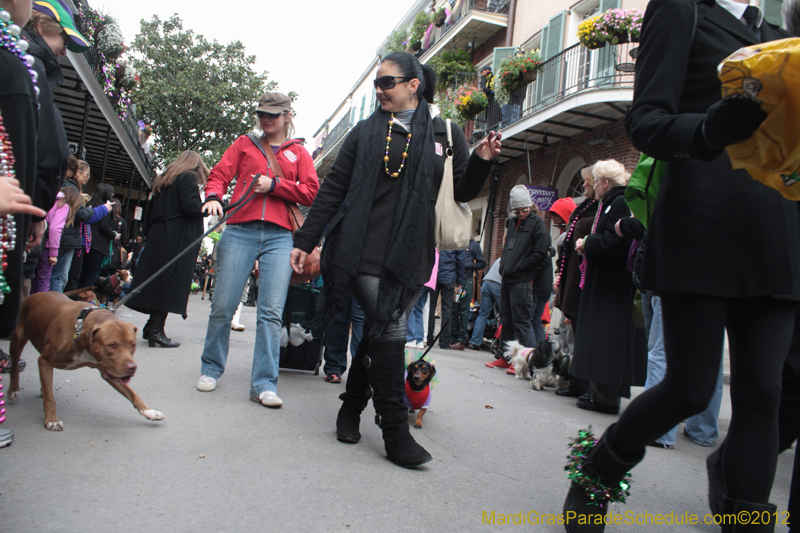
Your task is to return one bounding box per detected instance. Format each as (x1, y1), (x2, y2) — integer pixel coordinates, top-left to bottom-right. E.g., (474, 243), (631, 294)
(526, 186), (559, 211)
(134, 206), (143, 221)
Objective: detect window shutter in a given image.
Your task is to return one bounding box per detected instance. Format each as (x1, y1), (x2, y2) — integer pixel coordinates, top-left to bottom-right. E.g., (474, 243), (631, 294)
(545, 11), (565, 60)
(370, 88), (377, 112)
(541, 25), (550, 59)
(763, 0), (784, 27)
(492, 46), (517, 72)
(599, 0), (620, 12)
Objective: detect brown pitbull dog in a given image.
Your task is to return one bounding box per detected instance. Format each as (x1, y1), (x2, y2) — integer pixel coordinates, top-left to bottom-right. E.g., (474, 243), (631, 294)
(8, 292), (164, 431)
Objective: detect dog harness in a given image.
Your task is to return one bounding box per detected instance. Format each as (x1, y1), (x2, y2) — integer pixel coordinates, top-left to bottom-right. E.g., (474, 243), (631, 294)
(74, 307), (100, 341)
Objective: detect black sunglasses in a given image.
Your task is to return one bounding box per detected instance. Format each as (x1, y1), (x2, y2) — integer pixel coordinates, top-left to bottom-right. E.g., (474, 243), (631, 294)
(256, 111), (286, 119)
(373, 75), (412, 90)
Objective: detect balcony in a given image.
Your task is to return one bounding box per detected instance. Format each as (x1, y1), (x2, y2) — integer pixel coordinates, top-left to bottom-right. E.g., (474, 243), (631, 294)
(470, 41), (638, 159)
(420, 0), (509, 63)
(313, 107), (357, 177)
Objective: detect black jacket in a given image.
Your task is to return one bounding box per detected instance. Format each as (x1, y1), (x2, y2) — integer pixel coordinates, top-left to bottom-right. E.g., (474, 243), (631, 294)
(625, 0), (800, 300)
(464, 238), (487, 280)
(499, 213), (553, 291)
(295, 116), (493, 286)
(21, 29), (68, 216)
(0, 46), (38, 337)
(90, 211), (117, 258)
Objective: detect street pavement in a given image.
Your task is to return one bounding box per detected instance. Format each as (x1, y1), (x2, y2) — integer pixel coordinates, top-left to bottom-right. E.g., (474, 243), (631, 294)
(0, 293), (793, 532)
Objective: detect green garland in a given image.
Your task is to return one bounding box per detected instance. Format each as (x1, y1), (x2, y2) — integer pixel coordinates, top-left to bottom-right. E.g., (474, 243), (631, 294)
(564, 428), (632, 506)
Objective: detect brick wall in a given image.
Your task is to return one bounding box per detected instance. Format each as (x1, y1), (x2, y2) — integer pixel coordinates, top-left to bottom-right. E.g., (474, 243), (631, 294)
(486, 121), (640, 262)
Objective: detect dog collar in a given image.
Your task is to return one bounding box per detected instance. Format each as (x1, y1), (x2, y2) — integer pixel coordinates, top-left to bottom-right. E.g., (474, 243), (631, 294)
(74, 306), (100, 341)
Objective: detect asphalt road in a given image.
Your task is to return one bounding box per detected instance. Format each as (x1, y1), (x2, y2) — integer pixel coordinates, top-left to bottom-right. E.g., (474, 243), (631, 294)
(0, 294), (793, 532)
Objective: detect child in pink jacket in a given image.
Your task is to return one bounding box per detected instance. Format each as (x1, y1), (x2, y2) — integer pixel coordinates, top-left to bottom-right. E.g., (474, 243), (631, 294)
(33, 190), (71, 293)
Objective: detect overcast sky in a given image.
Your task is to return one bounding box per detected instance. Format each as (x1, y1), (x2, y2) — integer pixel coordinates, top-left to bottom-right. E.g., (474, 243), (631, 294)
(96, 0), (419, 155)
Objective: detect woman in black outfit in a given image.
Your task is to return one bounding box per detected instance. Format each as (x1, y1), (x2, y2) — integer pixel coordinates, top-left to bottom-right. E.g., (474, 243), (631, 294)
(106, 199), (127, 273)
(562, 1), (800, 531)
(126, 151), (208, 347)
(291, 52), (501, 468)
(78, 183), (117, 288)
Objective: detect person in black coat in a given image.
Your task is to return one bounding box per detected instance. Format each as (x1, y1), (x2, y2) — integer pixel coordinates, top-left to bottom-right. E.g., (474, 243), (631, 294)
(106, 199), (128, 273)
(562, 1), (800, 529)
(127, 151), (208, 347)
(450, 237), (486, 349)
(78, 184), (116, 288)
(291, 53), (500, 468)
(570, 160), (639, 415)
(0, 0), (43, 338)
(489, 185), (552, 364)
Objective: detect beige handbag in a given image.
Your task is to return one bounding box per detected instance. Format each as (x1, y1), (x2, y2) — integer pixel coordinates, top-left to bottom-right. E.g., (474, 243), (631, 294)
(434, 118), (472, 250)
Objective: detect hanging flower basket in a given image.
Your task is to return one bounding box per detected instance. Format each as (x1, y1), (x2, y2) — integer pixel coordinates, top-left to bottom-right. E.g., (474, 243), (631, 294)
(434, 8), (447, 27)
(494, 49), (544, 105)
(454, 86), (488, 121)
(578, 9), (643, 49)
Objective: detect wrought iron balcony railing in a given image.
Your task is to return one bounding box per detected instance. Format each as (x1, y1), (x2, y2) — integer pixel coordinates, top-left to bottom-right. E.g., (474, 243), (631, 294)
(472, 41), (637, 142)
(422, 0), (509, 58)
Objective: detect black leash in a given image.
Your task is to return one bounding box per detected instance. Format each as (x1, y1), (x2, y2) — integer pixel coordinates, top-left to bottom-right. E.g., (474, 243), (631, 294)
(112, 176), (260, 312)
(417, 305), (456, 362)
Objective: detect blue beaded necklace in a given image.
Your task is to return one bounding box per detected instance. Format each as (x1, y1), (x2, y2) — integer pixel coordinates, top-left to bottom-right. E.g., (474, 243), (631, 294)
(0, 7), (40, 98)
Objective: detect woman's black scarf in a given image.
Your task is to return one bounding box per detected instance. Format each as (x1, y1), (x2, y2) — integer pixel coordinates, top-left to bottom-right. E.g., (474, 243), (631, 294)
(323, 101), (435, 337)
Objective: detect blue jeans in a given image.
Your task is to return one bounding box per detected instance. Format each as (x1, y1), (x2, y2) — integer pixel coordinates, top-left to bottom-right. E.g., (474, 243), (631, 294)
(469, 280), (500, 346)
(406, 288), (430, 344)
(323, 297), (364, 376)
(645, 294), (724, 447)
(200, 223), (293, 397)
(530, 291), (551, 346)
(49, 248), (74, 292)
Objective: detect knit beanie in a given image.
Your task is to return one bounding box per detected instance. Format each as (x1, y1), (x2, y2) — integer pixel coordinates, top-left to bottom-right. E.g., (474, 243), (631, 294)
(549, 197), (576, 223)
(509, 185), (533, 210)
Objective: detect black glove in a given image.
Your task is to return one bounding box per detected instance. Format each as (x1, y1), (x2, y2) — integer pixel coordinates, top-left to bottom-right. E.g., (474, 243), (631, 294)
(701, 98), (766, 153)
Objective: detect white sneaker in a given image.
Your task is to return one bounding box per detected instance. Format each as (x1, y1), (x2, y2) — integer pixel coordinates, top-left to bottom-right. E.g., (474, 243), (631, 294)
(196, 375), (217, 392)
(251, 391), (283, 408)
(231, 324), (245, 332)
(415, 342), (425, 349)
(405, 342), (417, 349)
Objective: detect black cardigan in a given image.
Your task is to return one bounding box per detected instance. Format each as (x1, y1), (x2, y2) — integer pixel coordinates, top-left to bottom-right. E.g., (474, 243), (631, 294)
(295, 116), (493, 286)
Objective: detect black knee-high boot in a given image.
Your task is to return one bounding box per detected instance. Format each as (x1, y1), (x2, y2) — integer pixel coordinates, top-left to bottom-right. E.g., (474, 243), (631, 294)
(336, 337), (370, 444)
(148, 311), (179, 348)
(366, 340), (431, 468)
(563, 425), (644, 532)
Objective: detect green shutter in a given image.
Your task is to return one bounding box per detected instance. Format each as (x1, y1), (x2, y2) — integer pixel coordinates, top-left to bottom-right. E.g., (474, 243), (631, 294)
(599, 0), (620, 12)
(370, 88), (377, 112)
(359, 94), (366, 120)
(537, 12), (566, 104)
(492, 46), (517, 72)
(763, 0), (784, 27)
(540, 25), (550, 59)
(545, 11), (565, 60)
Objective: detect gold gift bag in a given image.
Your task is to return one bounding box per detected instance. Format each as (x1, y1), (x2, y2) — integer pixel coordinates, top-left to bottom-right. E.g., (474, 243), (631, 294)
(718, 38), (800, 200)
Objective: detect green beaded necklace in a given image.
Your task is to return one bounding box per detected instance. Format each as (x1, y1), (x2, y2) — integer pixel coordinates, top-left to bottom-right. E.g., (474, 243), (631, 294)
(383, 113), (412, 179)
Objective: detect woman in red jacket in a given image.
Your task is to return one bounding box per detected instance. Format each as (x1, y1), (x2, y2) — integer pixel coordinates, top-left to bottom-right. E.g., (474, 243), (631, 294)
(197, 92), (319, 407)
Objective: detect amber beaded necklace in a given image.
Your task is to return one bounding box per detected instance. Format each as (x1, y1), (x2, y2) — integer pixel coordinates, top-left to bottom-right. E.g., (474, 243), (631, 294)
(383, 113), (412, 179)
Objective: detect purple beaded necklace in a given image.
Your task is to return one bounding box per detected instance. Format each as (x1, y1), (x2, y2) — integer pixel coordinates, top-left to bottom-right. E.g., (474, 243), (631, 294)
(0, 8), (40, 98)
(554, 199), (597, 289)
(578, 199), (604, 290)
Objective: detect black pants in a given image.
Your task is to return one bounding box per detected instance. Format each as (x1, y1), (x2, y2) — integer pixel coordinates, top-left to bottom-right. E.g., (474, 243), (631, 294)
(609, 292), (795, 504)
(499, 281), (535, 348)
(78, 248), (107, 288)
(427, 282), (455, 348)
(451, 277), (473, 344)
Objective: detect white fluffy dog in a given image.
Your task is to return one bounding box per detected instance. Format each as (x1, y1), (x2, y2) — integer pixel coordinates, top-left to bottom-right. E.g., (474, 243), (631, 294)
(504, 339), (569, 391)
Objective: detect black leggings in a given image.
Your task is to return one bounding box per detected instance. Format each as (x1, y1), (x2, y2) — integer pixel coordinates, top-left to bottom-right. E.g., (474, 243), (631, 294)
(350, 274), (417, 342)
(609, 292), (795, 503)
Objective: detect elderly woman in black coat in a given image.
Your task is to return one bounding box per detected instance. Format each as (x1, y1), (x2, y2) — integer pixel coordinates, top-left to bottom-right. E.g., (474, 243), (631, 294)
(569, 160), (641, 415)
(127, 151), (209, 347)
(291, 53), (501, 468)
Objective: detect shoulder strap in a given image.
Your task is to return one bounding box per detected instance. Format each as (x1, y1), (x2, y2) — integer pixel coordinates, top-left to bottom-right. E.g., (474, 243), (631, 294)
(445, 118), (453, 148)
(246, 133), (285, 179)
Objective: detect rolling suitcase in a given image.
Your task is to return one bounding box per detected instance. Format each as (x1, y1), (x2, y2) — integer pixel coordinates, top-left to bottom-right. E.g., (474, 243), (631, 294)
(279, 283), (325, 374)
